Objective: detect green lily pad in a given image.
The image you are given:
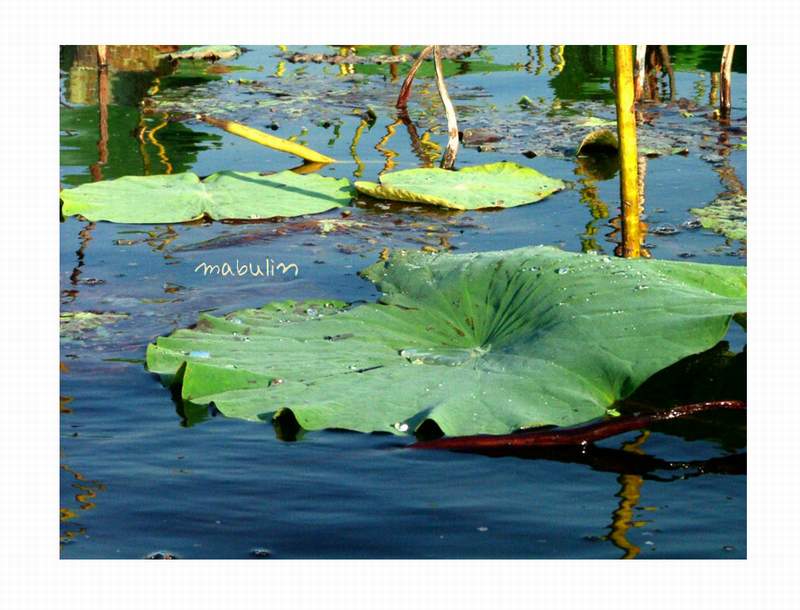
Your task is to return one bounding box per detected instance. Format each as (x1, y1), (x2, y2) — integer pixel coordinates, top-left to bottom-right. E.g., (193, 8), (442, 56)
(690, 193), (747, 242)
(354, 162), (565, 210)
(60, 171), (353, 224)
(146, 246), (746, 438)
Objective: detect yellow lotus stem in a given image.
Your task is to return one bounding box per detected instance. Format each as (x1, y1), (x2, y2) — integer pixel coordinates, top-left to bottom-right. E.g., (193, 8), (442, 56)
(614, 45), (641, 259)
(198, 115), (335, 164)
(289, 161), (328, 175)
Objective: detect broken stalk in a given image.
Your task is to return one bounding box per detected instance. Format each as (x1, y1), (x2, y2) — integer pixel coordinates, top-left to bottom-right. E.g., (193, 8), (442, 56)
(396, 45), (433, 109)
(720, 45), (736, 118)
(433, 45), (459, 169)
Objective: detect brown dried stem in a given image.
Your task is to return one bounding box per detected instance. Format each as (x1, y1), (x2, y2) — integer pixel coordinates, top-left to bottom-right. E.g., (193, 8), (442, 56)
(720, 45), (736, 118)
(634, 45), (647, 101)
(433, 45), (459, 169)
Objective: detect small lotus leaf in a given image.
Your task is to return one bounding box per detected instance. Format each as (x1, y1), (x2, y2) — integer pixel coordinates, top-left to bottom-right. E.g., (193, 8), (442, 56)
(354, 162), (565, 210)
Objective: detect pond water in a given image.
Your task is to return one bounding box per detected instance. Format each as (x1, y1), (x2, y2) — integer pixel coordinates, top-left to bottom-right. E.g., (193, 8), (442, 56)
(60, 45), (746, 558)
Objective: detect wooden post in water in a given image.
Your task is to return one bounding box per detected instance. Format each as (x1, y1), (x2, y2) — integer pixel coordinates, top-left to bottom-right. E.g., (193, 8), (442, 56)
(614, 45), (641, 258)
(96, 44), (108, 68)
(90, 45), (110, 182)
(720, 45), (735, 118)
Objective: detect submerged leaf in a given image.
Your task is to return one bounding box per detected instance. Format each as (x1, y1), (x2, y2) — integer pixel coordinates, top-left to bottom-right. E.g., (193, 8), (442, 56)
(166, 46), (242, 61)
(60, 311), (128, 339)
(147, 246), (746, 438)
(690, 193), (747, 242)
(61, 171), (353, 224)
(354, 162), (565, 210)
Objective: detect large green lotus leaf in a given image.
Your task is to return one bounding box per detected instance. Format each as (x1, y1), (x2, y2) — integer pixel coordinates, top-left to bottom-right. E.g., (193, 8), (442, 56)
(354, 162), (565, 210)
(690, 193), (747, 242)
(146, 246), (746, 437)
(60, 171), (353, 223)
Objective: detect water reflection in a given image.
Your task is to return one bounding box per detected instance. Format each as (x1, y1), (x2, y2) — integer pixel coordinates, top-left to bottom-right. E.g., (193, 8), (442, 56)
(549, 45), (565, 76)
(423, 437), (746, 479)
(60, 461), (107, 549)
(574, 150), (650, 258)
(349, 116), (370, 178)
(398, 109), (436, 167)
(60, 362), (107, 550)
(375, 118), (401, 175)
(642, 46), (677, 102)
(607, 431), (649, 559)
(139, 112), (174, 175)
(574, 155), (615, 253)
(60, 45), (221, 188)
(550, 45), (614, 101)
(63, 221), (95, 304)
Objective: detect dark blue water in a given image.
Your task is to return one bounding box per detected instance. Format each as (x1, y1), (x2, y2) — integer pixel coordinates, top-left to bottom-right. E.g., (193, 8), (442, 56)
(60, 45), (746, 558)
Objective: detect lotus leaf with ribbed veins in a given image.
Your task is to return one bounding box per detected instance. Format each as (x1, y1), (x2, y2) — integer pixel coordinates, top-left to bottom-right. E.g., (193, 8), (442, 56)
(146, 246), (746, 437)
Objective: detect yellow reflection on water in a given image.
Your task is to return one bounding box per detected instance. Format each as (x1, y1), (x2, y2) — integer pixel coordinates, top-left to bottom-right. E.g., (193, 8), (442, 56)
(349, 117), (369, 178)
(607, 431), (650, 559)
(375, 119), (401, 175)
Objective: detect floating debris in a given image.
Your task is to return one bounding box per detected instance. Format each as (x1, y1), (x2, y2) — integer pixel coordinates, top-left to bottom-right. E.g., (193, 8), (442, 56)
(145, 550), (179, 559)
(652, 224), (680, 236)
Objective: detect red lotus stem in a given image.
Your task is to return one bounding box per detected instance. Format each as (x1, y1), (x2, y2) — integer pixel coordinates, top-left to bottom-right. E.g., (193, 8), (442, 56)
(396, 45), (433, 109)
(412, 400), (745, 451)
